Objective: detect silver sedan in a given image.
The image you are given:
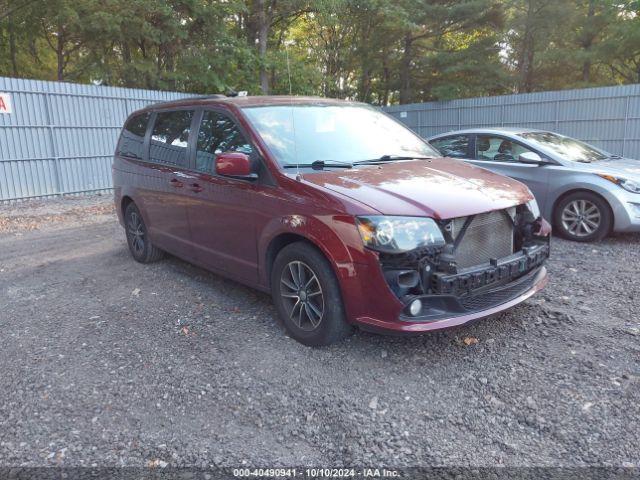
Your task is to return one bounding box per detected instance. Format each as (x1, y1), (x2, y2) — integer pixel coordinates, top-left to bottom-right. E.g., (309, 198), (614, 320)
(429, 128), (640, 242)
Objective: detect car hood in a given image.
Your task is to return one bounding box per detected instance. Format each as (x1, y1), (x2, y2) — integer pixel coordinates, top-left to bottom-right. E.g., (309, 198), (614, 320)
(299, 158), (533, 219)
(569, 158), (640, 180)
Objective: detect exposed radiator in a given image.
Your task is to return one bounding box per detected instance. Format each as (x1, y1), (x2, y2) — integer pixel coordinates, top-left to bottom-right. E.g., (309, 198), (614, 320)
(450, 208), (516, 269)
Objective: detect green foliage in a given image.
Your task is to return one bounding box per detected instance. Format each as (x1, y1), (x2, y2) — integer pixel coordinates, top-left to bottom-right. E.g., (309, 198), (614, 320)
(0, 0), (638, 103)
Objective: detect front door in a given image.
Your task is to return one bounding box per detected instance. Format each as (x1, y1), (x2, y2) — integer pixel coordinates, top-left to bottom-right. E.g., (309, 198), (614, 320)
(468, 134), (551, 210)
(185, 109), (266, 284)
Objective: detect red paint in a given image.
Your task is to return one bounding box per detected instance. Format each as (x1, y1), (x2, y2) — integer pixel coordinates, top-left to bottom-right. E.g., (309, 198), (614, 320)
(113, 96), (549, 334)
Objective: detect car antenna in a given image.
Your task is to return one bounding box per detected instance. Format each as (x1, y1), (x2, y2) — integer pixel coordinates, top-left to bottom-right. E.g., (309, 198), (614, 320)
(284, 40), (300, 180)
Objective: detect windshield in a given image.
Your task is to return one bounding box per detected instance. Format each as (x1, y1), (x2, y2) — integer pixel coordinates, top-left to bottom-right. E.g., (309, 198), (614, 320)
(517, 131), (609, 162)
(242, 104), (439, 167)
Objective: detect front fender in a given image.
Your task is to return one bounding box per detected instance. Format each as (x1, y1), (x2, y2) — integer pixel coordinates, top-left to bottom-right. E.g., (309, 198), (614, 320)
(258, 214), (378, 320)
(547, 178), (624, 227)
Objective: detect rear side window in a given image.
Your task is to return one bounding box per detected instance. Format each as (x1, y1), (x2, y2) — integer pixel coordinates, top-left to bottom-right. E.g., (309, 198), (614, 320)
(149, 110), (194, 167)
(430, 135), (470, 158)
(195, 111), (253, 173)
(117, 112), (150, 159)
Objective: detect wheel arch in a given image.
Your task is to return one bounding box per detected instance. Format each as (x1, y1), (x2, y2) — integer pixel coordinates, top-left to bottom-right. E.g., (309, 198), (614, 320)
(260, 214), (363, 291)
(121, 195), (135, 217)
(265, 233), (332, 288)
(552, 188), (614, 233)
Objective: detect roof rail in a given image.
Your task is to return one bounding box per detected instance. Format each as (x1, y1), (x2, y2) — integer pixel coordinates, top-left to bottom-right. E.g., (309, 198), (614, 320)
(152, 94), (227, 107)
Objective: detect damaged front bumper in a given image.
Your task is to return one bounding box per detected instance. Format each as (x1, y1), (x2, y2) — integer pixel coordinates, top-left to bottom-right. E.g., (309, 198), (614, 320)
(400, 241), (549, 322)
(354, 211), (551, 334)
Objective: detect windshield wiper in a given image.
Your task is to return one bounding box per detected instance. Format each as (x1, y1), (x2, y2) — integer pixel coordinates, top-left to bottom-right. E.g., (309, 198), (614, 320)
(353, 154), (435, 165)
(283, 160), (353, 170)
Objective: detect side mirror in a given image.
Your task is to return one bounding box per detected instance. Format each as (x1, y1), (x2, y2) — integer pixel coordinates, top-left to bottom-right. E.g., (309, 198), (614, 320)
(519, 152), (545, 165)
(215, 152), (258, 180)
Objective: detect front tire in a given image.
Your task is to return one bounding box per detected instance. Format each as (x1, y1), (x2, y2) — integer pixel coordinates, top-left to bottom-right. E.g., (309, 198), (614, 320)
(124, 202), (164, 263)
(271, 242), (353, 346)
(554, 192), (612, 242)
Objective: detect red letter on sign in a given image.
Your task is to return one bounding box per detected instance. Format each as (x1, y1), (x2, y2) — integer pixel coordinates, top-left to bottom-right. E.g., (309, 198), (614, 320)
(0, 97), (6, 112)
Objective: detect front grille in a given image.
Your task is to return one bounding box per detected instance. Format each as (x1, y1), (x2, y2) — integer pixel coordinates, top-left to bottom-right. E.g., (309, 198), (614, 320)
(459, 267), (539, 311)
(451, 208), (515, 269)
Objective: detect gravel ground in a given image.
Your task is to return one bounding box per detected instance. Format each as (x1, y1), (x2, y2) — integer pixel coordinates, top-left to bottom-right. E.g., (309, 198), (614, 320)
(0, 194), (638, 469)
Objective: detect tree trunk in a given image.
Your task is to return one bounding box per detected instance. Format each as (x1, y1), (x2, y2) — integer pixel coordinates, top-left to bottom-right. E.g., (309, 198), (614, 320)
(122, 42), (133, 87)
(8, 12), (19, 76)
(399, 33), (413, 104)
(581, 0), (595, 83)
(517, 0), (535, 93)
(56, 27), (65, 81)
(257, 0), (269, 95)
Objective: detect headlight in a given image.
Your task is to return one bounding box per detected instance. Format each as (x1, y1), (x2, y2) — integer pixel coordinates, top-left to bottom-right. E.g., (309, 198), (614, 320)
(356, 216), (445, 253)
(598, 174), (640, 194)
(526, 197), (540, 218)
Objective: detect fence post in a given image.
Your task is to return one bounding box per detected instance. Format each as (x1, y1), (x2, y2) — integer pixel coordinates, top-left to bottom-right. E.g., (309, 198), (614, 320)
(43, 92), (62, 196)
(622, 95), (630, 157)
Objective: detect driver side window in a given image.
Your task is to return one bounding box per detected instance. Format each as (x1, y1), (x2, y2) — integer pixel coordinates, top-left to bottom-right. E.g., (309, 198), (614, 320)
(475, 135), (535, 163)
(196, 111), (254, 173)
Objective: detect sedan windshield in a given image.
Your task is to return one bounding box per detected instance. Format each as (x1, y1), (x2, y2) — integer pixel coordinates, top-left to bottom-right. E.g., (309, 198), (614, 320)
(242, 104), (439, 167)
(517, 131), (609, 162)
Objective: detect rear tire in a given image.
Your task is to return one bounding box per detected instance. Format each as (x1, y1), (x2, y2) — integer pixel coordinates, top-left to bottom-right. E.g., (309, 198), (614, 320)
(553, 191), (612, 242)
(271, 242), (353, 346)
(124, 202), (164, 263)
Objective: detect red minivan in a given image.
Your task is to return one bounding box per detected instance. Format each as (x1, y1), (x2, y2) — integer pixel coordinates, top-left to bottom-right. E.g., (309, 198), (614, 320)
(113, 96), (550, 346)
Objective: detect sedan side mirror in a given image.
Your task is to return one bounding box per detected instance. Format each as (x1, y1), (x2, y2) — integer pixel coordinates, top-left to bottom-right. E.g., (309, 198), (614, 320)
(519, 151), (545, 165)
(215, 152), (258, 180)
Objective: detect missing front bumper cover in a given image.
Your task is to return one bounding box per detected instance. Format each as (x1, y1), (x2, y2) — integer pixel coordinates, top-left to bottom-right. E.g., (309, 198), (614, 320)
(431, 241), (549, 297)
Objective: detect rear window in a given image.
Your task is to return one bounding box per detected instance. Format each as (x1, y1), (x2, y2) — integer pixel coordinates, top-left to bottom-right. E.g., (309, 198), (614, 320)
(117, 112), (150, 159)
(149, 110), (194, 167)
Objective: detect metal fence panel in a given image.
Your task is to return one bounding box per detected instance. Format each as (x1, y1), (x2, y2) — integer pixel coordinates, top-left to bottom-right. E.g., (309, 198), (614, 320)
(0, 76), (190, 202)
(2, 77), (640, 202)
(384, 84), (640, 159)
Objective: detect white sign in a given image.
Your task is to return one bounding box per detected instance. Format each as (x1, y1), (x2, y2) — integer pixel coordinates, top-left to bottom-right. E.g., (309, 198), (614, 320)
(400, 111), (407, 118)
(0, 93), (12, 114)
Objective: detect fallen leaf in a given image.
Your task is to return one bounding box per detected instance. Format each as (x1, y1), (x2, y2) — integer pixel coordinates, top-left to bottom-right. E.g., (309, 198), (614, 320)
(147, 459), (168, 469)
(463, 336), (479, 346)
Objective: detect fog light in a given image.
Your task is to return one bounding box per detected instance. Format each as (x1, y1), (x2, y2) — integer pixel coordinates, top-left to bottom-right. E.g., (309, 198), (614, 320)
(409, 299), (422, 316)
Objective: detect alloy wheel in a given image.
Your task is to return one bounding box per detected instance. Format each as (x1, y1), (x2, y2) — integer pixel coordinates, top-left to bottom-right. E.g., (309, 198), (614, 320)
(561, 199), (601, 237)
(127, 210), (145, 254)
(280, 261), (324, 331)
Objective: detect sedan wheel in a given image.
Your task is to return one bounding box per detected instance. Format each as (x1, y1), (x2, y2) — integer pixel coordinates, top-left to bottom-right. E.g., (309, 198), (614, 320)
(561, 199), (601, 238)
(554, 192), (612, 242)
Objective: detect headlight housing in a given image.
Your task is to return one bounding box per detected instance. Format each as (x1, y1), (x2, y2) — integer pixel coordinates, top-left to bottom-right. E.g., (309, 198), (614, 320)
(526, 197), (541, 219)
(356, 216), (446, 253)
(598, 174), (640, 194)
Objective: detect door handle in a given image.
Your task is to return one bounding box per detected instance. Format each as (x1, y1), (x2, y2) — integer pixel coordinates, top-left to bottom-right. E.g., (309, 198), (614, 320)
(170, 178), (184, 188)
(190, 183), (203, 193)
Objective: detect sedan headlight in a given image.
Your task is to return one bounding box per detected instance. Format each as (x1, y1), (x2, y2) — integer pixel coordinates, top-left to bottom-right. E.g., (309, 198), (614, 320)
(526, 197), (541, 218)
(356, 216), (446, 253)
(598, 174), (640, 194)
